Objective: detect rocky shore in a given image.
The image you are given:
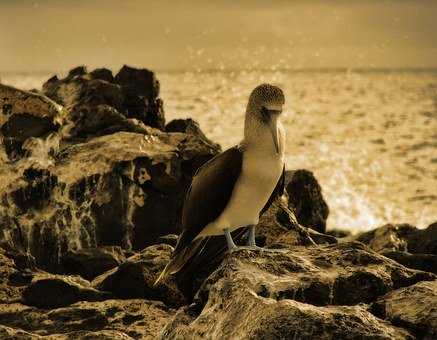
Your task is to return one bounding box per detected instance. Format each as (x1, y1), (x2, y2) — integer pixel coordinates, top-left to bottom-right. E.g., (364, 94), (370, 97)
(0, 66), (436, 339)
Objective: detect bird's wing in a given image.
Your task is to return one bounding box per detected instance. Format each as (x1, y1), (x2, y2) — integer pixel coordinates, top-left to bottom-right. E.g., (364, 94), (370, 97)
(173, 145), (243, 255)
(260, 164), (285, 215)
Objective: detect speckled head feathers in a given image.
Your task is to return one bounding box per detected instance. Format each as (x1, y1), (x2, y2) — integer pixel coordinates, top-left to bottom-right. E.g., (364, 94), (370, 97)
(248, 83), (285, 112)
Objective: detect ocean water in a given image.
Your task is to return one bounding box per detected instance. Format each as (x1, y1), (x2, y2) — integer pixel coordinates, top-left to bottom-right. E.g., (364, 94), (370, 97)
(2, 69), (436, 232)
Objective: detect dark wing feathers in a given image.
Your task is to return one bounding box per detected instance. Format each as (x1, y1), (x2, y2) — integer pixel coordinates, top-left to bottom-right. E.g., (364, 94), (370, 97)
(173, 146), (243, 255)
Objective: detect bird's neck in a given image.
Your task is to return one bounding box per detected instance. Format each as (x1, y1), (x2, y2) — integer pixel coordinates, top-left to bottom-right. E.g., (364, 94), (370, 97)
(243, 114), (285, 157)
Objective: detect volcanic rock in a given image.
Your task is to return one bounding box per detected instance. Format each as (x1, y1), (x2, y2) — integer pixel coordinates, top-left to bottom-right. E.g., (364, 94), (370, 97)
(114, 65), (164, 129)
(0, 83), (62, 160)
(60, 246), (127, 281)
(381, 251), (437, 275)
(0, 299), (174, 339)
(163, 242), (433, 339)
(356, 223), (417, 252)
(165, 118), (221, 151)
(356, 222), (437, 273)
(92, 244), (185, 308)
(89, 67), (114, 82)
(285, 169), (329, 233)
(373, 280), (437, 339)
(22, 273), (110, 309)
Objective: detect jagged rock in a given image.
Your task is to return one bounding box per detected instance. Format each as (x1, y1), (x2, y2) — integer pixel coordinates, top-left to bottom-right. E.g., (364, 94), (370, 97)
(162, 242), (429, 339)
(373, 280), (437, 339)
(61, 246), (127, 281)
(356, 222), (437, 273)
(285, 169), (329, 233)
(43, 75), (125, 116)
(356, 223), (417, 252)
(257, 199), (317, 247)
(165, 118), (220, 151)
(0, 128), (219, 272)
(42, 65), (164, 135)
(0, 83), (62, 160)
(0, 299), (174, 339)
(0, 325), (41, 340)
(408, 221), (437, 254)
(22, 273), (110, 309)
(68, 65), (88, 78)
(89, 68), (114, 82)
(0, 249), (30, 303)
(114, 65), (165, 129)
(381, 251), (437, 275)
(92, 244), (186, 308)
(67, 104), (150, 139)
(327, 228), (352, 238)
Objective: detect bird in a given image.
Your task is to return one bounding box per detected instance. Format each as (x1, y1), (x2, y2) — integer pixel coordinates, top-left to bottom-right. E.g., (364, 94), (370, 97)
(155, 83), (286, 285)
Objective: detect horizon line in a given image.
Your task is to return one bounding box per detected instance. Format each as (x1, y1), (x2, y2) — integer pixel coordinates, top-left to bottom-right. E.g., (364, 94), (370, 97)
(2, 66), (437, 75)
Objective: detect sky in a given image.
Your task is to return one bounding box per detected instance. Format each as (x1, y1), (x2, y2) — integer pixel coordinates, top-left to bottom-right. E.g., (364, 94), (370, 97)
(0, 0), (436, 72)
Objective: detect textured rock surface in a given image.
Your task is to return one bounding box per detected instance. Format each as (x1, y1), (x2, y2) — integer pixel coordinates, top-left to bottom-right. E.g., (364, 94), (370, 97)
(0, 83), (63, 160)
(61, 246), (128, 280)
(162, 242), (430, 339)
(0, 299), (174, 339)
(93, 244), (186, 308)
(0, 65), (220, 275)
(285, 169), (329, 233)
(22, 273), (110, 308)
(356, 222), (437, 274)
(373, 280), (437, 339)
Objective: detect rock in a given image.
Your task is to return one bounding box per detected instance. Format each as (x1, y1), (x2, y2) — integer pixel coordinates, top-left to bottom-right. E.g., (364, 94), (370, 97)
(114, 65), (165, 129)
(285, 169), (329, 233)
(68, 65), (88, 78)
(165, 118), (220, 151)
(165, 302), (412, 339)
(43, 75), (125, 117)
(407, 221), (437, 254)
(60, 246), (127, 281)
(356, 222), (437, 273)
(0, 299), (174, 339)
(327, 228), (352, 238)
(0, 83), (62, 160)
(163, 242), (429, 339)
(67, 104), (150, 139)
(381, 251), (437, 275)
(356, 223), (417, 253)
(257, 199), (317, 247)
(0, 325), (42, 339)
(89, 68), (114, 82)
(22, 273), (110, 309)
(373, 280), (437, 339)
(1, 128), (219, 272)
(0, 249), (32, 303)
(42, 65), (165, 136)
(92, 244), (186, 308)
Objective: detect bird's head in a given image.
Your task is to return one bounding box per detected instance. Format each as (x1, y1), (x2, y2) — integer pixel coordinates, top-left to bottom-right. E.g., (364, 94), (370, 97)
(246, 83), (285, 153)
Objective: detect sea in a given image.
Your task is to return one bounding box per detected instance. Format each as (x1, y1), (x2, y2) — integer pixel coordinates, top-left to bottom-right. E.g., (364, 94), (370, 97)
(2, 69), (436, 233)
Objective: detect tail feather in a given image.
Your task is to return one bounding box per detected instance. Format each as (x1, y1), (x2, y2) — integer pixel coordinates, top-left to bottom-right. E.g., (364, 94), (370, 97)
(154, 237), (206, 286)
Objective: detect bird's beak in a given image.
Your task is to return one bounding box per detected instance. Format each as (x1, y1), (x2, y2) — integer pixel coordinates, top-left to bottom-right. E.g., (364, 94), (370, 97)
(268, 110), (280, 154)
(268, 117), (280, 154)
